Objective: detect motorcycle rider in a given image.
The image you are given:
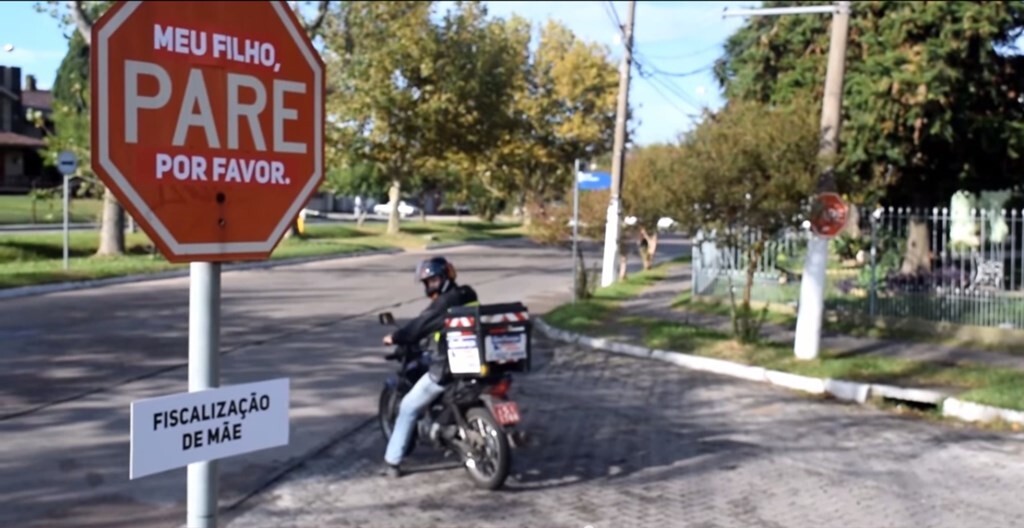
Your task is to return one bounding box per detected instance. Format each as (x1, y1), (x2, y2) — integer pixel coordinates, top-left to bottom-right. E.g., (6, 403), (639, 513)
(382, 256), (479, 478)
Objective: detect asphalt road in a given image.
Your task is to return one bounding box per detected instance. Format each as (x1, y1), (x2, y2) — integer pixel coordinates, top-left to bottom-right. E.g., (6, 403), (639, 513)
(225, 339), (1024, 528)
(0, 236), (688, 528)
(0, 213), (500, 234)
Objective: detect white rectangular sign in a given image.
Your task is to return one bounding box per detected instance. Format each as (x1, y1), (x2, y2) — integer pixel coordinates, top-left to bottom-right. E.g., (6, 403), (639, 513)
(446, 332), (482, 375)
(130, 377), (290, 480)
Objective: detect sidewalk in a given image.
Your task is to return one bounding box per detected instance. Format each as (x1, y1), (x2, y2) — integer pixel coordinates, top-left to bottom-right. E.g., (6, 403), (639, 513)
(620, 264), (1024, 373)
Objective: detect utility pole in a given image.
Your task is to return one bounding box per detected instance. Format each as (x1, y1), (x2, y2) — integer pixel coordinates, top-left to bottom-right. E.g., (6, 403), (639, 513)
(723, 1), (851, 360)
(600, 0), (637, 288)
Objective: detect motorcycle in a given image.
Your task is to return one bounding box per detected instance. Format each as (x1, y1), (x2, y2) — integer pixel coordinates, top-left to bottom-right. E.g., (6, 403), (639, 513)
(376, 311), (525, 490)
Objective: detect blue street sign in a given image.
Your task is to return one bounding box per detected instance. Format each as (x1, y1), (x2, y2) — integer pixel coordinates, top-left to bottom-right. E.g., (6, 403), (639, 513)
(577, 170), (611, 191)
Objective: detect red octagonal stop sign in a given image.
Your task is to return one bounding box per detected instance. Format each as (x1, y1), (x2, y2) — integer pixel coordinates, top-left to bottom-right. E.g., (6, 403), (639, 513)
(91, 0), (324, 263)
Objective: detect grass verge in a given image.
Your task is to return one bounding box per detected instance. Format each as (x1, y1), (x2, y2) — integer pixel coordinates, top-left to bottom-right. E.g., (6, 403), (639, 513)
(0, 195), (104, 225)
(672, 291), (1024, 357)
(0, 220), (523, 289)
(543, 262), (673, 334)
(544, 264), (1024, 413)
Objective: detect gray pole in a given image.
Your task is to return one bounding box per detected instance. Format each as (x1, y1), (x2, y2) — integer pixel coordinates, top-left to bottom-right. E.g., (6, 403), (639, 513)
(187, 262), (221, 528)
(869, 213), (877, 318)
(62, 175), (70, 271)
(572, 159), (580, 303)
(793, 0), (851, 360)
(599, 0), (636, 288)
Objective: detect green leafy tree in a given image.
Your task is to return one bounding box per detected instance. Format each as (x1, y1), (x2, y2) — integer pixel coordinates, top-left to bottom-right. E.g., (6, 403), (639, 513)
(715, 0), (1024, 207)
(36, 1), (126, 256)
(674, 98), (822, 343)
(324, 1), (517, 235)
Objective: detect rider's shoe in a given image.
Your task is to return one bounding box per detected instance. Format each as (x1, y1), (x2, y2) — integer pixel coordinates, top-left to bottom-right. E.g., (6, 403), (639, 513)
(382, 463), (402, 479)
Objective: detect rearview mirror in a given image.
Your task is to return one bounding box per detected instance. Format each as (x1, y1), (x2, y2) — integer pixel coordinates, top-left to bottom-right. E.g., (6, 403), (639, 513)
(378, 312), (396, 326)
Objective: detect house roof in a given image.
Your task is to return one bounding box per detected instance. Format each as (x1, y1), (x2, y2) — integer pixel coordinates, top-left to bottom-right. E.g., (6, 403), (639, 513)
(21, 91), (52, 111)
(0, 132), (45, 148)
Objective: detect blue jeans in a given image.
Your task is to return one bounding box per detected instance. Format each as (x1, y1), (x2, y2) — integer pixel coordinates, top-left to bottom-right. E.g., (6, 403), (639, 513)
(384, 373), (445, 466)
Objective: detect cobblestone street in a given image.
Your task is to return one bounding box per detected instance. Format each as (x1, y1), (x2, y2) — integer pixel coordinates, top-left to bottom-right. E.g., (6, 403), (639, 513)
(226, 339), (1024, 528)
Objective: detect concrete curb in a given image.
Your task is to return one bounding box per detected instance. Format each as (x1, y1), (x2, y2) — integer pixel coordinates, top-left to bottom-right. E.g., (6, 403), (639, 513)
(533, 318), (1024, 426)
(0, 248), (403, 301)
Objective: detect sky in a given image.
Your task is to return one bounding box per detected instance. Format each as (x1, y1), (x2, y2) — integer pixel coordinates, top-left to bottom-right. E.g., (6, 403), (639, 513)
(0, 0), (754, 146)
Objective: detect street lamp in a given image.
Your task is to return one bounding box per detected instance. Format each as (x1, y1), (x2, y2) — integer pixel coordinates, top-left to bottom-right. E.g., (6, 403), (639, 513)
(3, 44), (14, 53)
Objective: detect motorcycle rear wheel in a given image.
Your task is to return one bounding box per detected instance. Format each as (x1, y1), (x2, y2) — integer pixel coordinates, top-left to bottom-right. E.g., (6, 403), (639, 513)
(463, 407), (510, 490)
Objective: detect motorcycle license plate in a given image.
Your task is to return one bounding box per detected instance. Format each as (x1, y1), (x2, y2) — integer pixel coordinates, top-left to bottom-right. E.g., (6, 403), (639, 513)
(493, 401), (521, 425)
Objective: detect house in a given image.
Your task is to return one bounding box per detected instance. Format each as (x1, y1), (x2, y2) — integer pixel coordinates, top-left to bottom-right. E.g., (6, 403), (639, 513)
(0, 66), (58, 192)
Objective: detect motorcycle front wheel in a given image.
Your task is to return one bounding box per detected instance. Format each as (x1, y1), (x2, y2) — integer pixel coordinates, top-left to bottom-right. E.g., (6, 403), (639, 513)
(463, 407), (511, 491)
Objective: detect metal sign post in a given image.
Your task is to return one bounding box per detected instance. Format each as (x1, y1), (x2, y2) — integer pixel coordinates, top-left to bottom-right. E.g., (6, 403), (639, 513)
(56, 151), (77, 271)
(188, 261), (221, 528)
(572, 160), (580, 303)
(572, 168), (612, 301)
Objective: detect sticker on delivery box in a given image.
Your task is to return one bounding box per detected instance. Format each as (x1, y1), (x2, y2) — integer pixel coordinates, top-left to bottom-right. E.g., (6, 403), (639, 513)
(485, 333), (527, 362)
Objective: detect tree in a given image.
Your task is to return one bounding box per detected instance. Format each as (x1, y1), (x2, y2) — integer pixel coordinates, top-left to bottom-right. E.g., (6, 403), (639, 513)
(622, 144), (680, 270)
(715, 0), (1024, 208)
(478, 19), (620, 233)
(674, 98), (822, 342)
(36, 1), (127, 256)
(323, 1), (519, 234)
(36, 29), (92, 194)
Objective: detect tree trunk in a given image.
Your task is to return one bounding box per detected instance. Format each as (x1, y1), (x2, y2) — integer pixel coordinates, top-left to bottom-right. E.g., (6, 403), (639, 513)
(284, 218), (302, 239)
(96, 187), (125, 256)
(736, 239), (767, 342)
(521, 200), (534, 227)
(901, 217), (931, 275)
(387, 179), (401, 235)
(841, 203), (861, 239)
(617, 238), (629, 281)
(742, 241), (763, 311)
(419, 190), (427, 223)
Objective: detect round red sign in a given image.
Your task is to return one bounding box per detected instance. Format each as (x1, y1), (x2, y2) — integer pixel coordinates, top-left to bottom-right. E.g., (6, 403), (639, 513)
(809, 192), (849, 238)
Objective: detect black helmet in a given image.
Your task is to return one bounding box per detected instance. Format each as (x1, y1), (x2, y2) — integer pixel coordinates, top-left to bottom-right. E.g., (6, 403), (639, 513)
(415, 256), (457, 297)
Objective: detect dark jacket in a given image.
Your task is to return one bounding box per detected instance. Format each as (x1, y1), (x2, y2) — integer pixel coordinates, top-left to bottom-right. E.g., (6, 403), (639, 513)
(392, 283), (479, 382)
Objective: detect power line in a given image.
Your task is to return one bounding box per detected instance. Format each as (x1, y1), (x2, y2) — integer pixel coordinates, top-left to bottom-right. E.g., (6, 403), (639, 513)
(605, 1), (623, 32)
(638, 44), (722, 61)
(633, 54), (710, 112)
(638, 74), (701, 125)
(641, 61), (714, 78)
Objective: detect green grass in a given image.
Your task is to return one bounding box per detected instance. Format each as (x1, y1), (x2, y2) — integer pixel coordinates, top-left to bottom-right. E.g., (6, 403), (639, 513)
(0, 194), (104, 224)
(543, 262), (672, 333)
(673, 290), (1024, 357)
(626, 316), (1024, 411)
(544, 264), (1024, 413)
(0, 220), (524, 289)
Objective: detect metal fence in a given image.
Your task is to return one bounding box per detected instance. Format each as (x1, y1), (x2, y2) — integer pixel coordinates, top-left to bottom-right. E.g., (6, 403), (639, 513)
(691, 205), (1024, 329)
